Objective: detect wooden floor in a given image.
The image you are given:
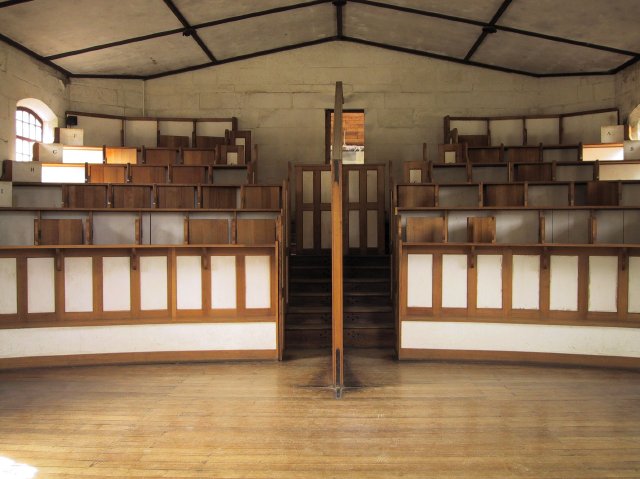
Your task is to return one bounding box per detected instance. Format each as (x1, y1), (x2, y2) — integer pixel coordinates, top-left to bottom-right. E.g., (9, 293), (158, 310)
(1, 349), (639, 478)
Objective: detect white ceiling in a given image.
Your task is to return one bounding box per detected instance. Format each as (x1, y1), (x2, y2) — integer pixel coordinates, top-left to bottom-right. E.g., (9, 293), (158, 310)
(0, 0), (637, 79)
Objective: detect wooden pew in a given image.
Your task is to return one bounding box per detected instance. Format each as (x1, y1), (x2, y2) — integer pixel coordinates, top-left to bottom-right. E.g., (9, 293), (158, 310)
(156, 185), (198, 209)
(181, 148), (217, 166)
(241, 185), (281, 209)
(170, 165), (210, 184)
(129, 165), (169, 184)
(467, 217), (496, 243)
(236, 218), (277, 245)
(200, 186), (240, 209)
(64, 185), (109, 208)
(35, 219), (85, 245)
(86, 164), (128, 184)
(142, 147), (179, 165)
(104, 146), (137, 165)
(184, 218), (230, 244)
(112, 185), (154, 208)
(405, 217), (446, 242)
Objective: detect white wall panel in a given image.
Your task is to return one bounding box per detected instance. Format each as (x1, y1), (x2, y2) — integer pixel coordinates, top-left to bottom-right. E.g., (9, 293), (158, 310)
(27, 258), (55, 314)
(0, 323), (277, 358)
(211, 256), (236, 309)
(177, 256), (202, 310)
(476, 255), (502, 309)
(442, 254), (467, 308)
(401, 322), (640, 358)
(630, 257), (640, 314)
(526, 118), (559, 144)
(125, 120), (157, 147)
(302, 211), (314, 249)
(407, 254), (432, 308)
(349, 210), (360, 248)
(196, 121), (233, 137)
(367, 210), (378, 248)
(550, 255), (578, 311)
(245, 256), (271, 309)
(490, 119), (522, 145)
(140, 256), (168, 311)
(0, 258), (17, 314)
(512, 255), (540, 310)
(588, 256), (618, 313)
(64, 257), (93, 313)
(103, 257), (131, 311)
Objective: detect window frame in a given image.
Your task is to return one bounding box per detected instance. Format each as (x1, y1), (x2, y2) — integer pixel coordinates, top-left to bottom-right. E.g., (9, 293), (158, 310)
(16, 106), (44, 162)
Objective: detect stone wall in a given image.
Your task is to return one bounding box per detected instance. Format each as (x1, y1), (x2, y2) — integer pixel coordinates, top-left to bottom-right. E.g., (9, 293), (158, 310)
(616, 60), (640, 122)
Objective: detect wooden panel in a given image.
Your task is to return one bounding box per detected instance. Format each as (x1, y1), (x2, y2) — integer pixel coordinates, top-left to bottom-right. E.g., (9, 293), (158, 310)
(37, 219), (84, 245)
(467, 146), (503, 163)
(170, 165), (209, 184)
(144, 148), (179, 166)
(227, 130), (252, 164)
(236, 219), (276, 245)
(586, 181), (619, 206)
(402, 161), (427, 181)
(112, 185), (153, 208)
(406, 217), (445, 243)
(195, 136), (226, 149)
(397, 185), (436, 208)
(242, 186), (281, 209)
(460, 135), (489, 147)
(105, 147), (137, 165)
(513, 163), (552, 182)
(483, 184), (525, 207)
(438, 143), (465, 163)
(87, 164), (127, 184)
(158, 135), (189, 148)
(130, 165), (169, 184)
(65, 185), (108, 208)
(467, 217), (496, 243)
(200, 186), (239, 209)
(182, 148), (218, 165)
(219, 145), (245, 165)
(187, 219), (229, 244)
(507, 146), (542, 163)
(156, 186), (197, 209)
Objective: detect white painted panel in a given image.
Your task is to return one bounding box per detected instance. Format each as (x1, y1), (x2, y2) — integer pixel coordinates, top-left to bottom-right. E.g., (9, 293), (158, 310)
(348, 210), (360, 248)
(476, 255), (502, 309)
(245, 256), (270, 309)
(0, 323), (276, 358)
(13, 186), (62, 208)
(125, 120), (157, 147)
(0, 212), (34, 246)
(444, 151), (456, 164)
(77, 116), (122, 147)
(234, 138), (246, 147)
(348, 170), (360, 203)
(450, 120), (486, 136)
(366, 170), (377, 203)
(159, 121), (192, 142)
(442, 254), (467, 308)
(600, 163), (640, 181)
(367, 210), (378, 248)
(177, 256), (202, 310)
(407, 254), (432, 308)
(27, 258), (55, 314)
(103, 257), (131, 312)
(321, 211), (332, 249)
(512, 255), (540, 310)
(149, 213), (184, 245)
(588, 256), (618, 313)
(490, 119), (523, 146)
(211, 256), (236, 309)
(196, 121), (233, 137)
(320, 170), (331, 203)
(526, 118), (559, 144)
(409, 169), (422, 183)
(302, 171), (314, 204)
(92, 213), (137, 245)
(42, 165), (85, 183)
(401, 322), (640, 358)
(629, 257), (640, 314)
(582, 145), (624, 162)
(64, 257), (93, 313)
(302, 211), (314, 249)
(550, 256), (578, 311)
(0, 258), (17, 314)
(62, 147), (104, 164)
(226, 152), (239, 165)
(140, 256), (168, 311)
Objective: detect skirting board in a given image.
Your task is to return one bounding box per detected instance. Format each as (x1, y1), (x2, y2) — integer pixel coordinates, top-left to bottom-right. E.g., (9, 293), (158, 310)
(399, 349), (640, 370)
(0, 350), (278, 370)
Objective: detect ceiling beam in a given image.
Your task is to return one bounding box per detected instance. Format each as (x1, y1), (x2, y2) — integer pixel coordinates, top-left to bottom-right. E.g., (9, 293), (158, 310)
(0, 0), (33, 8)
(464, 0), (512, 61)
(0, 32), (70, 77)
(334, 0), (346, 38)
(162, 0), (217, 63)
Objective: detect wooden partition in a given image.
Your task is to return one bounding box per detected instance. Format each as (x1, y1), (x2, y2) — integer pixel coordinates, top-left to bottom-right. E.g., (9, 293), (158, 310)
(396, 242), (640, 367)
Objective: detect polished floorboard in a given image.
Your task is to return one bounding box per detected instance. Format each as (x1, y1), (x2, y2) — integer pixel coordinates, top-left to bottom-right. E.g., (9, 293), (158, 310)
(0, 349), (639, 478)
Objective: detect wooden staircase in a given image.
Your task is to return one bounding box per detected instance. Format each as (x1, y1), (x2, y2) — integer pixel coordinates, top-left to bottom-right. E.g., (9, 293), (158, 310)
(286, 254), (394, 349)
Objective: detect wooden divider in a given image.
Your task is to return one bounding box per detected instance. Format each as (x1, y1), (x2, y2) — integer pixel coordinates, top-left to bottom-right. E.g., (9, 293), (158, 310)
(331, 81), (344, 394)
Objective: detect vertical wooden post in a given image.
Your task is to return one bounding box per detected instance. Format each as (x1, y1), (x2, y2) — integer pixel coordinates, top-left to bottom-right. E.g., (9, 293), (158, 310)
(332, 81), (344, 396)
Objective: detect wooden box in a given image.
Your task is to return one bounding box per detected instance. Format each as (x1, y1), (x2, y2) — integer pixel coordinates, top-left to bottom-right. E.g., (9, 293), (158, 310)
(1, 160), (42, 182)
(54, 127), (84, 146)
(0, 181), (12, 207)
(32, 143), (63, 163)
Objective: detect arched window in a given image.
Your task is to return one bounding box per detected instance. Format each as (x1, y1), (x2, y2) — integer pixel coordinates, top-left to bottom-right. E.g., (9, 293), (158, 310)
(15, 107), (43, 162)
